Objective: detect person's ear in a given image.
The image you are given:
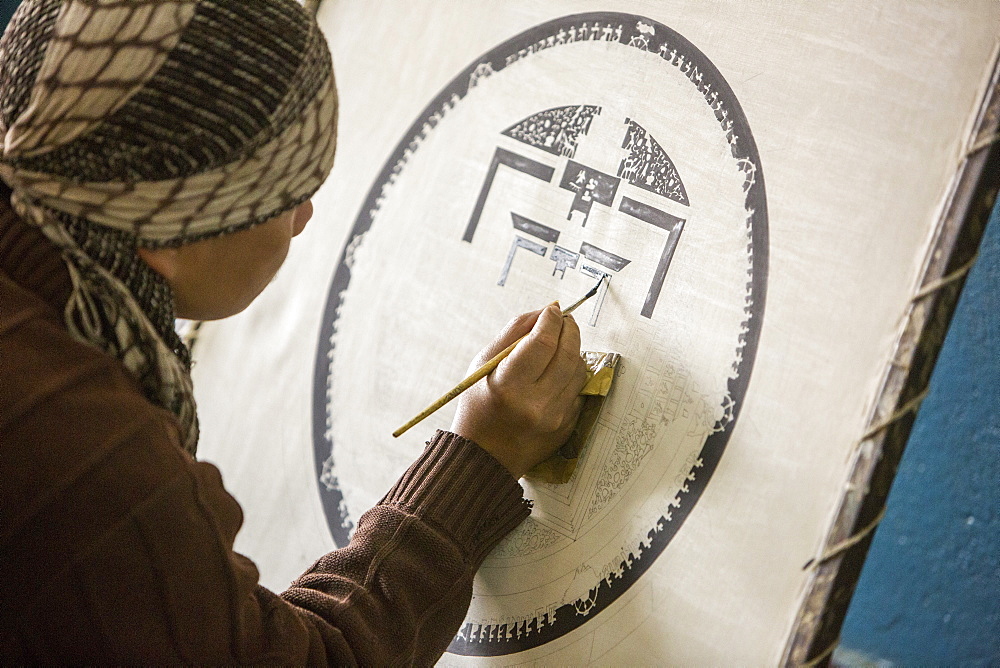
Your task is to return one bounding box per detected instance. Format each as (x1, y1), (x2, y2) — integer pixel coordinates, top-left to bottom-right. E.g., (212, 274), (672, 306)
(136, 246), (180, 282)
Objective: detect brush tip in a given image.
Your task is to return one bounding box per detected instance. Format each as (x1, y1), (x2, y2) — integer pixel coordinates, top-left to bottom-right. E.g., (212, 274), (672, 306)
(587, 275), (607, 297)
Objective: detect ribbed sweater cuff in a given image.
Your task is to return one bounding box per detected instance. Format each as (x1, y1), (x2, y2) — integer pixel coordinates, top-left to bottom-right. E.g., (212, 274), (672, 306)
(380, 430), (531, 566)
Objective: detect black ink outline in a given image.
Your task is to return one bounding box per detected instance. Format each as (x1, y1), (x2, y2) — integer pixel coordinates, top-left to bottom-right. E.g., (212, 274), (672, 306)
(579, 240), (631, 272)
(502, 104), (601, 158)
(313, 12), (769, 656)
(559, 160), (620, 227)
(579, 265), (615, 327)
(464, 148), (555, 243)
(512, 211), (559, 243)
(499, 235), (549, 286)
(550, 245), (579, 278)
(500, 213), (561, 286)
(619, 118), (689, 204)
(619, 196), (685, 318)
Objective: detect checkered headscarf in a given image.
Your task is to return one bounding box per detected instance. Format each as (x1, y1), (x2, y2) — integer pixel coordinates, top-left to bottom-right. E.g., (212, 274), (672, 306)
(0, 0), (339, 454)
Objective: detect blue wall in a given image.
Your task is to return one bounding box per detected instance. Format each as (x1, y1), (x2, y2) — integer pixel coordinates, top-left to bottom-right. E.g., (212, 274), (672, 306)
(1, 4), (996, 662)
(838, 198), (1000, 664)
(0, 0), (17, 32)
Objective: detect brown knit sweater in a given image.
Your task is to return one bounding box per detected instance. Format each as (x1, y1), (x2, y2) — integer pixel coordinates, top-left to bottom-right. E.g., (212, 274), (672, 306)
(0, 184), (530, 664)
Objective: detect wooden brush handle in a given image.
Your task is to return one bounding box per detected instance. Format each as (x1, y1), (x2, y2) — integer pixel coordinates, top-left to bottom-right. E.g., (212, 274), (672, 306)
(392, 334), (525, 438)
(392, 276), (604, 438)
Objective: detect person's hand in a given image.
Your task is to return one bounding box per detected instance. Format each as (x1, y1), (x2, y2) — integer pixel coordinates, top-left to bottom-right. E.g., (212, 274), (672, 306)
(450, 303), (588, 479)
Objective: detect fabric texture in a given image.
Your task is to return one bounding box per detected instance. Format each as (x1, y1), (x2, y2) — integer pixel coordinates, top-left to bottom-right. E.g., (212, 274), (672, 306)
(0, 189), (531, 663)
(0, 0), (339, 454)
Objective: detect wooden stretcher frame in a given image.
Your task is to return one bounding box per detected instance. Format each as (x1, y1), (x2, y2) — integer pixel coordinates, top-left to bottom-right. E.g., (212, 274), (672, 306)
(782, 50), (1000, 666)
(302, 0), (1000, 662)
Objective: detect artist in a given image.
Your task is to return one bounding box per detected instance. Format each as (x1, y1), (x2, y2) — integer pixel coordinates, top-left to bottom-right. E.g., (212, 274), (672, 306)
(0, 1), (586, 664)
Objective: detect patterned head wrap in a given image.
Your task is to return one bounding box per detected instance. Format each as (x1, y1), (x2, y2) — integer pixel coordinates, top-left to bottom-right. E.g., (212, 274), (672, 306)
(0, 0), (339, 454)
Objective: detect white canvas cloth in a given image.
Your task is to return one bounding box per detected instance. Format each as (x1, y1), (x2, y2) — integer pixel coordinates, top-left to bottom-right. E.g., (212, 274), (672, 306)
(192, 1), (999, 663)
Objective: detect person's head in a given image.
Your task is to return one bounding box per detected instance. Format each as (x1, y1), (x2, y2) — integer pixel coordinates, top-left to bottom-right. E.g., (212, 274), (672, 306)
(0, 0), (339, 452)
(138, 198), (315, 320)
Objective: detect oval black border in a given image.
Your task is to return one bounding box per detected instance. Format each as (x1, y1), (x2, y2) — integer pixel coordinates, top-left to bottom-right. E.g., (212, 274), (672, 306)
(312, 12), (769, 656)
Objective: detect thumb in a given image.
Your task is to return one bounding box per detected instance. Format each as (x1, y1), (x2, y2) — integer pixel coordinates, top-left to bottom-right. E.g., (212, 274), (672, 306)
(497, 302), (564, 385)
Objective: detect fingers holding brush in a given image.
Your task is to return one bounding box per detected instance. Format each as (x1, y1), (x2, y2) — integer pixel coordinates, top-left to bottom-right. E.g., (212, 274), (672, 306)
(533, 309), (589, 447)
(502, 304), (588, 434)
(451, 304), (587, 479)
(467, 308), (542, 370)
(541, 308), (588, 399)
(497, 303), (565, 386)
(394, 277), (604, 441)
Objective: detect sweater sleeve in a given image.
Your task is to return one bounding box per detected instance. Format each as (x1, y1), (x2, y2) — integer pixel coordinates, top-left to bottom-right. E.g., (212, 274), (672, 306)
(282, 431), (531, 665)
(0, 275), (530, 665)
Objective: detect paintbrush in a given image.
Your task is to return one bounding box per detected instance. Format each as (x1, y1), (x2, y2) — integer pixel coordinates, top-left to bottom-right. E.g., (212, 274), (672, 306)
(392, 275), (608, 438)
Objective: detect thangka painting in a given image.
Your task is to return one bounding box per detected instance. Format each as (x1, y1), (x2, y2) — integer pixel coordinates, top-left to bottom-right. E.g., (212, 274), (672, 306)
(191, 1), (1000, 663)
